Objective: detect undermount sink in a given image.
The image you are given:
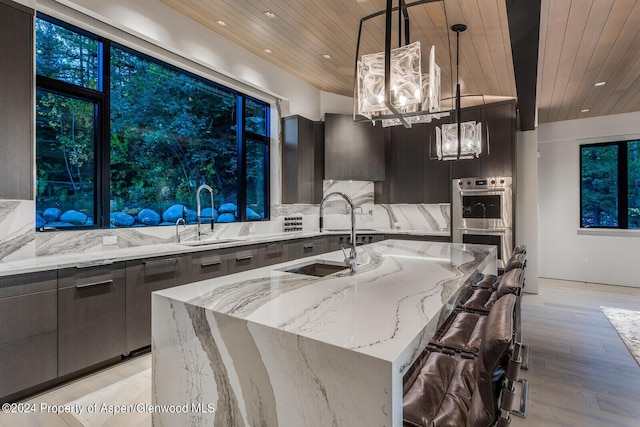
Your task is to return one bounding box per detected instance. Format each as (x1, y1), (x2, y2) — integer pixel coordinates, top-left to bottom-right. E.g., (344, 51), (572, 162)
(179, 238), (242, 246)
(283, 261), (349, 277)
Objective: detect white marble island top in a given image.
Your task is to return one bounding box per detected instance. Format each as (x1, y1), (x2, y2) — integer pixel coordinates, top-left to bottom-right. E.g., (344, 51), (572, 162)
(152, 240), (496, 427)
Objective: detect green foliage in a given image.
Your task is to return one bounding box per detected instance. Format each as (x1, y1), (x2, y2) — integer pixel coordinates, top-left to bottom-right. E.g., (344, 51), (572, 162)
(35, 18), (269, 227)
(581, 145), (618, 226)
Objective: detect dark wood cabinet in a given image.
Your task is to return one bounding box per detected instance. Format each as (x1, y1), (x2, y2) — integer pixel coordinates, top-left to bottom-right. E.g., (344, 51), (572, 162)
(0, 271), (57, 401)
(190, 250), (229, 282)
(0, 0), (33, 200)
(228, 245), (262, 273)
(259, 241), (289, 266)
(289, 236), (329, 259)
(450, 101), (516, 180)
(282, 115), (324, 203)
(125, 255), (191, 352)
(324, 113), (387, 181)
(58, 263), (126, 376)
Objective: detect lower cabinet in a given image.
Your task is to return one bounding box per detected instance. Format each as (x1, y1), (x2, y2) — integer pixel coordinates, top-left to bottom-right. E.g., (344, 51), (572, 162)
(58, 262), (126, 377)
(190, 250), (229, 282)
(259, 241), (289, 266)
(289, 236), (329, 258)
(0, 271), (57, 401)
(125, 255), (191, 352)
(228, 245), (263, 273)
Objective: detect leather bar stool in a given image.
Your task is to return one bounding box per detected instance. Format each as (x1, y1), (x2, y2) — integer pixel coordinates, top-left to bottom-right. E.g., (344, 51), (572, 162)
(403, 294), (518, 427)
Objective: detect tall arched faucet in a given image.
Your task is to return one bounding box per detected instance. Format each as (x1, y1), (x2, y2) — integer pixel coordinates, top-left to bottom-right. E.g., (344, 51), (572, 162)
(319, 191), (357, 274)
(196, 184), (215, 241)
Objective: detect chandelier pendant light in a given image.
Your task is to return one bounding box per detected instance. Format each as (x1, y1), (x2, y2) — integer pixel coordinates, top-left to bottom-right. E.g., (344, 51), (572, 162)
(435, 23), (487, 161)
(353, 0), (448, 129)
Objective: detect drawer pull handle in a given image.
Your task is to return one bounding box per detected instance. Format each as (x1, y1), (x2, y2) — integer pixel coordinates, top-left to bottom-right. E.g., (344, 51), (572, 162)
(303, 243), (315, 249)
(76, 279), (113, 289)
(201, 260), (222, 267)
(143, 258), (178, 268)
(236, 255), (253, 261)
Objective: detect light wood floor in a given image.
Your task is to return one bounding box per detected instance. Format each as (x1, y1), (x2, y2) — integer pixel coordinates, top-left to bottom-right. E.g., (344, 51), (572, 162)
(1, 278), (639, 427)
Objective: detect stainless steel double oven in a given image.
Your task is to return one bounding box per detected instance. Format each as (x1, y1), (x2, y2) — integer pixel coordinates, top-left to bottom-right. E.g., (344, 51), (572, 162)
(452, 177), (513, 269)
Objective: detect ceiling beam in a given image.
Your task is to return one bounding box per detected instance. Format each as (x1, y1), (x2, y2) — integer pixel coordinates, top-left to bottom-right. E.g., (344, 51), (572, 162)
(506, 0), (541, 131)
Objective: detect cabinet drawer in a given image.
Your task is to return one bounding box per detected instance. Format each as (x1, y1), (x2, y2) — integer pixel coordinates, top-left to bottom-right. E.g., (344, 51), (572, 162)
(259, 242), (289, 266)
(289, 237), (328, 259)
(58, 269), (125, 376)
(0, 270), (56, 299)
(228, 246), (261, 273)
(58, 262), (125, 289)
(0, 289), (56, 345)
(0, 331), (57, 400)
(190, 251), (229, 282)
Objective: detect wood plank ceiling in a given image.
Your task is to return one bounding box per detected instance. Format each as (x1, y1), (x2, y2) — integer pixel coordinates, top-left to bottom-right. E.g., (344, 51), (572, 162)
(159, 0), (640, 125)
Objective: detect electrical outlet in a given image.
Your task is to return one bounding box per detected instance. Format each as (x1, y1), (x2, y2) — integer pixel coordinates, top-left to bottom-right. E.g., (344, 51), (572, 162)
(103, 235), (118, 245)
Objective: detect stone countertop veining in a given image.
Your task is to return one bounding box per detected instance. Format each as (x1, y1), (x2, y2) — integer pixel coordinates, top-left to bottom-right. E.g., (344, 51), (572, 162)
(0, 228), (449, 277)
(154, 239), (491, 363)
(151, 239), (494, 427)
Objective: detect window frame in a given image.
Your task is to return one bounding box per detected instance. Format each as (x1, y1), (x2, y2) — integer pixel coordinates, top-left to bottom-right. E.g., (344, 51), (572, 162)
(35, 14), (270, 230)
(580, 140), (631, 229)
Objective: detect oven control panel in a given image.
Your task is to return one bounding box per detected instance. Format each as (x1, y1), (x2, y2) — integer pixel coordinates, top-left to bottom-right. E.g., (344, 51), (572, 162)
(455, 176), (512, 190)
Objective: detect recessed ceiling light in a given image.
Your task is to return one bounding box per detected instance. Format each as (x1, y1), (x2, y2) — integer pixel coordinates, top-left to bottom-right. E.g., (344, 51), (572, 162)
(264, 11), (276, 18)
(594, 81), (606, 87)
(322, 54), (332, 59)
(216, 20), (227, 26)
(581, 109), (589, 113)
(264, 49), (273, 54)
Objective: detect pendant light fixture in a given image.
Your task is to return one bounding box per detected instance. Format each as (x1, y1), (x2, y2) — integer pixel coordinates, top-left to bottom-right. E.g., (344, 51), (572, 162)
(353, 0), (448, 129)
(435, 23), (487, 160)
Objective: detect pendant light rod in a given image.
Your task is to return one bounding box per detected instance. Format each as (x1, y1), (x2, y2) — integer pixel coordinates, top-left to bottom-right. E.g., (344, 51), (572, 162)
(452, 23), (466, 159)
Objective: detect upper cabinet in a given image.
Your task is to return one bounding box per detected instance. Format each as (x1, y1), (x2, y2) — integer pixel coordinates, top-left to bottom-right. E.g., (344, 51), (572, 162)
(0, 0), (34, 200)
(281, 115), (324, 204)
(449, 101), (517, 180)
(324, 113), (387, 181)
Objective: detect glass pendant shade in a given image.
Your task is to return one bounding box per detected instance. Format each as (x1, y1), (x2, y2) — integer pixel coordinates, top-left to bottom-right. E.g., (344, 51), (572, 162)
(356, 44), (446, 128)
(436, 121), (482, 160)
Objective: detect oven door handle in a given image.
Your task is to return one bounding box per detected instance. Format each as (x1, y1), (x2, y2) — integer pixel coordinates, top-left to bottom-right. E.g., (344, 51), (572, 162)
(459, 188), (507, 194)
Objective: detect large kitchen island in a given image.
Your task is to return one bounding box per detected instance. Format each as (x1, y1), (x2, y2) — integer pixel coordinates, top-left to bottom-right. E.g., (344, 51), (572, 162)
(151, 240), (496, 426)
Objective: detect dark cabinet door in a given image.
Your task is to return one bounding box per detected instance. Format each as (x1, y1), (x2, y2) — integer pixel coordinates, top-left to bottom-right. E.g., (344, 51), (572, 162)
(289, 237), (329, 259)
(125, 255), (191, 352)
(0, 0), (33, 199)
(259, 242), (289, 266)
(58, 263), (126, 376)
(391, 125), (424, 203)
(282, 115), (324, 204)
(190, 250), (229, 282)
(324, 113), (387, 181)
(0, 271), (57, 400)
(228, 246), (262, 273)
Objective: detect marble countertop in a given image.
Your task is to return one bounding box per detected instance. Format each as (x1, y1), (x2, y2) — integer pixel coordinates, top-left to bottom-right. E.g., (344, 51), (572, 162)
(155, 240), (493, 364)
(0, 229), (449, 277)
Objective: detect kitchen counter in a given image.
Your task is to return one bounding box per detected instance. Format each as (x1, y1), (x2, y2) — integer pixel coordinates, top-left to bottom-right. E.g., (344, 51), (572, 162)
(151, 240), (495, 426)
(0, 228), (449, 277)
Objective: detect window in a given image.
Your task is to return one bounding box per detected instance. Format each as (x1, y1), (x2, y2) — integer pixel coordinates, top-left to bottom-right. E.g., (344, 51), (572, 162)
(580, 141), (640, 229)
(35, 15), (270, 229)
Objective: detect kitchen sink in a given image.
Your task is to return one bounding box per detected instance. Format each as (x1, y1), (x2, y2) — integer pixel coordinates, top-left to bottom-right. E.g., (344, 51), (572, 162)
(283, 261), (348, 277)
(179, 238), (242, 246)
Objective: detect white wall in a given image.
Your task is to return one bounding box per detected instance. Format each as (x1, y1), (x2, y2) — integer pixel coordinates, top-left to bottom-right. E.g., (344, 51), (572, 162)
(515, 129), (539, 293)
(537, 111), (640, 287)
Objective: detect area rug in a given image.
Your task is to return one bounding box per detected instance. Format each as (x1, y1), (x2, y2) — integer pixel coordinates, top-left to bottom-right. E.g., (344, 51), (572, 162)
(64, 368), (152, 427)
(601, 306), (640, 367)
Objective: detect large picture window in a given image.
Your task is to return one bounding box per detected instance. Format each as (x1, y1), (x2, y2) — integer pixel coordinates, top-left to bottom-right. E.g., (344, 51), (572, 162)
(35, 15), (270, 229)
(580, 141), (640, 229)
